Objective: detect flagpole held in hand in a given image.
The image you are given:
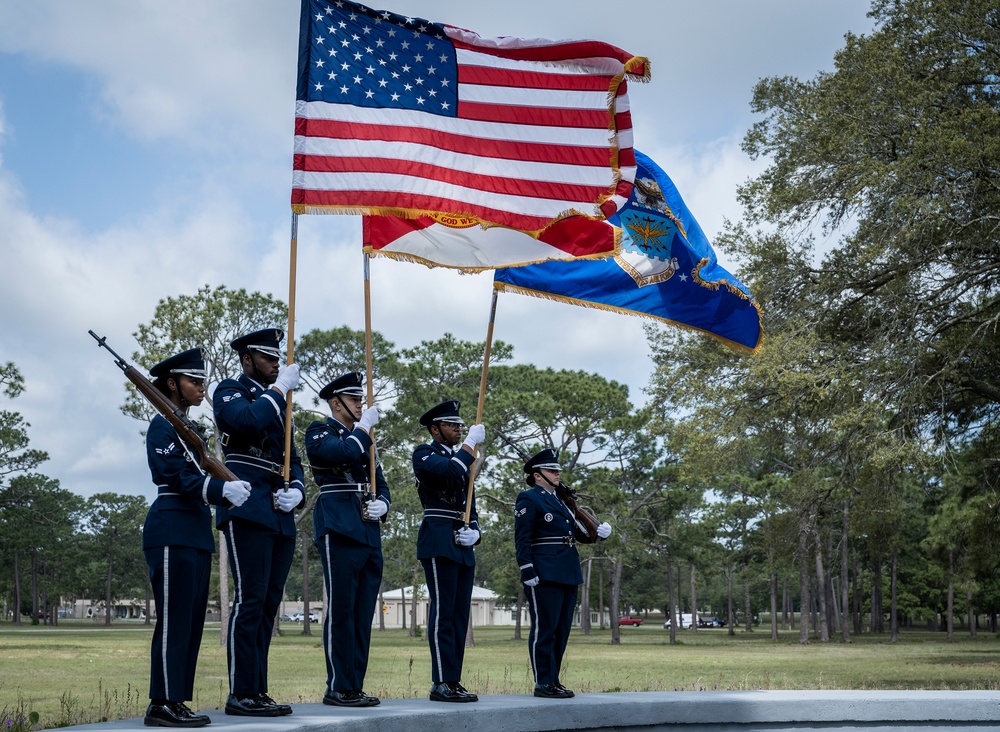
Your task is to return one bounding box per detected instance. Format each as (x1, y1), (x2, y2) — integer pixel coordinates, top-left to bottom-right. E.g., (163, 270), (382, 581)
(463, 288), (498, 526)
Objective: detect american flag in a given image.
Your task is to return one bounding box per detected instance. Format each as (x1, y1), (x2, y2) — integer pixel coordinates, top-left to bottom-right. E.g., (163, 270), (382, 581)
(292, 0), (648, 234)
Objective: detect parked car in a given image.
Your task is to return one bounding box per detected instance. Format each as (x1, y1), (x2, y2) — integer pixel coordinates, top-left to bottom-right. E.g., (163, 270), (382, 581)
(279, 613), (294, 622)
(699, 616), (726, 628)
(618, 615), (643, 627)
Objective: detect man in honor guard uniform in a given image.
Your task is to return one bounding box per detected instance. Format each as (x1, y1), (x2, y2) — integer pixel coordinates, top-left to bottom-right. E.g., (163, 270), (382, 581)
(213, 328), (304, 717)
(412, 400), (486, 703)
(515, 449), (612, 699)
(305, 371), (389, 708)
(143, 348), (252, 728)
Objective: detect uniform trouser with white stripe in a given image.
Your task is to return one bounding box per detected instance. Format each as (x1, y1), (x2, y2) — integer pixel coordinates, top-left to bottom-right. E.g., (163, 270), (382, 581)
(224, 518), (295, 697)
(319, 533), (383, 693)
(145, 545), (212, 702)
(525, 581), (578, 687)
(421, 557), (474, 684)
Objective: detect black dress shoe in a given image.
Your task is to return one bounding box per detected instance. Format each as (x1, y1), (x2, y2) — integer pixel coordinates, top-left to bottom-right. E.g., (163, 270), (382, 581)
(356, 690), (381, 706)
(256, 693), (292, 715)
(144, 702), (210, 727)
(323, 690), (373, 707)
(173, 703), (212, 725)
(553, 682), (575, 698)
(429, 682), (476, 703)
(450, 683), (478, 702)
(224, 694), (282, 717)
(534, 683), (573, 699)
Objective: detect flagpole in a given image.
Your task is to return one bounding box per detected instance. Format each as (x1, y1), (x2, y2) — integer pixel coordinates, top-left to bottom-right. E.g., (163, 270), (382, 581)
(364, 252), (377, 496)
(462, 286), (499, 525)
(282, 212), (299, 488)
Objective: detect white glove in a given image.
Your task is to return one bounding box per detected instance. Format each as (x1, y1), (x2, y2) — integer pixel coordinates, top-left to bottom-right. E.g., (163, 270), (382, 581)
(597, 521), (612, 539)
(462, 423), (485, 449)
(222, 480), (251, 507)
(455, 527), (480, 546)
(272, 363), (300, 394)
(365, 497), (388, 519)
(524, 576), (540, 587)
(275, 487), (303, 512)
(357, 405), (379, 433)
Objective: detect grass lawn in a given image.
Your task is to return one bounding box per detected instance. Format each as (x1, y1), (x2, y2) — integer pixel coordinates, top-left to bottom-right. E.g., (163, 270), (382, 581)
(1, 621), (999, 729)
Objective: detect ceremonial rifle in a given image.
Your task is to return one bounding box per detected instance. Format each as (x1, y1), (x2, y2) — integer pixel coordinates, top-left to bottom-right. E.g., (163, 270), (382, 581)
(89, 330), (240, 490)
(556, 483), (601, 542)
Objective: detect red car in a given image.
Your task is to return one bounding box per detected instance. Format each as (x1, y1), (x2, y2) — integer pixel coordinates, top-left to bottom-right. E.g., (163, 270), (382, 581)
(617, 615), (643, 627)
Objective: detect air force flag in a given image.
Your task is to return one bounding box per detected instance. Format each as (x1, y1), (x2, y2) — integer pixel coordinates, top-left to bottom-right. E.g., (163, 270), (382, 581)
(493, 150), (762, 352)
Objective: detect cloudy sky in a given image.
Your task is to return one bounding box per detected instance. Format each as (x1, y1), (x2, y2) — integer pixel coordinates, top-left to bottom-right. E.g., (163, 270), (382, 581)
(0, 0), (873, 501)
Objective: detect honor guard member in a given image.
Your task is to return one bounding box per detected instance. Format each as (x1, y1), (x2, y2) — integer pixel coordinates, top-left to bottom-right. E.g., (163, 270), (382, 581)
(305, 371), (389, 708)
(515, 449), (612, 699)
(143, 348), (252, 728)
(413, 400), (485, 703)
(213, 328), (304, 717)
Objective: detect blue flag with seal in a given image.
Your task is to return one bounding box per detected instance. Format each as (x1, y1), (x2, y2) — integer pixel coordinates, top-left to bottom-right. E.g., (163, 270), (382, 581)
(493, 150), (762, 352)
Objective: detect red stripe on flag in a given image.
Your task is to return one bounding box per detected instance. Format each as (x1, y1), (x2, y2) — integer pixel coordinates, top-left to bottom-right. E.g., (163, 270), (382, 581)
(294, 188), (554, 231)
(294, 154), (610, 202)
(449, 34), (641, 67)
(457, 65), (616, 91)
(456, 102), (609, 128)
(294, 118), (612, 166)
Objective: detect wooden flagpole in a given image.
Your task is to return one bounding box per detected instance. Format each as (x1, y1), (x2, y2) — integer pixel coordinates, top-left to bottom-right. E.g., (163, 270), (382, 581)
(462, 286), (499, 525)
(281, 213), (299, 488)
(364, 252), (377, 493)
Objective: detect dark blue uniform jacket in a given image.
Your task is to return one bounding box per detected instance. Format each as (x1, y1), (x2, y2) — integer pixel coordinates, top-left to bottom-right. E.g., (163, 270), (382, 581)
(514, 485), (596, 585)
(305, 417), (390, 546)
(413, 441), (480, 564)
(212, 374), (304, 534)
(142, 414), (226, 553)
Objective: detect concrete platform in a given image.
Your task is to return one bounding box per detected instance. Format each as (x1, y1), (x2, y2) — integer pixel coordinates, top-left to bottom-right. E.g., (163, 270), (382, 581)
(63, 691), (1000, 732)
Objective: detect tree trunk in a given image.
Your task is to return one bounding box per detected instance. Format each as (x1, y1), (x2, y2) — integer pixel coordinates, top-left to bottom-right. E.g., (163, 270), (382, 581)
(465, 614), (474, 648)
(678, 564), (686, 626)
(598, 563), (605, 629)
(946, 549), (954, 642)
(666, 550), (676, 645)
(840, 503), (851, 643)
(798, 522), (810, 644)
(514, 587), (523, 641)
(219, 539), (230, 647)
(581, 558), (592, 634)
(105, 558), (114, 626)
(301, 531), (311, 636)
(727, 563), (735, 637)
(610, 560), (623, 645)
(145, 574), (152, 626)
(968, 587), (976, 638)
(871, 559), (883, 633)
(813, 525), (829, 641)
(769, 547), (778, 640)
(690, 562), (699, 634)
(890, 550), (899, 642)
(852, 549), (862, 635)
(743, 574), (752, 633)
(410, 569), (420, 638)
(13, 548), (21, 626)
(378, 585), (386, 632)
(782, 577), (789, 631)
(31, 551), (39, 624)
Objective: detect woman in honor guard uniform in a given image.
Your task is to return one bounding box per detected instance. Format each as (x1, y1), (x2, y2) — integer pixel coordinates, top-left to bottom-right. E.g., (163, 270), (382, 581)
(305, 371), (389, 708)
(515, 449), (612, 699)
(142, 348), (252, 728)
(412, 400), (486, 703)
(213, 328), (304, 718)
